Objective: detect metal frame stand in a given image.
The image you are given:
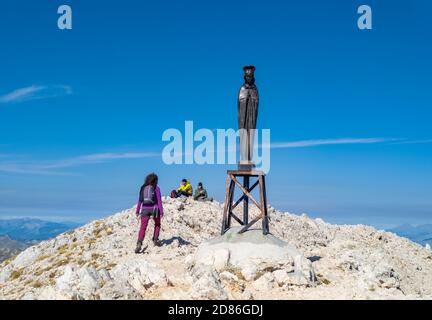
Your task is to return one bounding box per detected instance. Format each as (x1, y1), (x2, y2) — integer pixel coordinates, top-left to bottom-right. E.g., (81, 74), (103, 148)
(221, 170), (269, 235)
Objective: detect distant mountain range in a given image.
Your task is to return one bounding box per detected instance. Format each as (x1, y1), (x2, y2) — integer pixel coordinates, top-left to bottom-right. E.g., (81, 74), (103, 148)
(0, 235), (28, 263)
(0, 218), (80, 262)
(0, 218), (79, 241)
(388, 224), (432, 247)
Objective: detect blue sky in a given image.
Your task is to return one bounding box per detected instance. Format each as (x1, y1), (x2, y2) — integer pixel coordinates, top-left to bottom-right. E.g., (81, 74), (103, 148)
(0, 0), (431, 228)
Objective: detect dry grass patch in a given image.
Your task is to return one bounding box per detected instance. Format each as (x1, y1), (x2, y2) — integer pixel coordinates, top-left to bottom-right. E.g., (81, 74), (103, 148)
(316, 274), (331, 285)
(91, 253), (103, 260)
(34, 265), (56, 277)
(92, 221), (107, 239)
(223, 265), (246, 281)
(93, 228), (103, 239)
(70, 242), (80, 250)
(36, 254), (50, 262)
(105, 262), (117, 271)
(85, 237), (97, 247)
(9, 268), (25, 280)
(1, 258), (12, 267)
(64, 251), (75, 258)
(77, 259), (86, 267)
(57, 244), (69, 254)
(51, 258), (70, 268)
(34, 268), (45, 277)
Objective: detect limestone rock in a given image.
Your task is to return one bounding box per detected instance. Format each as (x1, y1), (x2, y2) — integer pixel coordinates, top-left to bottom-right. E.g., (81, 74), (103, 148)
(192, 227), (315, 286)
(110, 260), (168, 293)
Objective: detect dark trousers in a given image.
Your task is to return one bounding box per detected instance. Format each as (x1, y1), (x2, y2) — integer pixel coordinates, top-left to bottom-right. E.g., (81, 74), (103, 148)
(171, 190), (191, 198)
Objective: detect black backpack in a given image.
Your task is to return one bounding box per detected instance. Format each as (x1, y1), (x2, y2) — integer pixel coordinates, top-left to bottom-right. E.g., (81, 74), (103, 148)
(142, 185), (156, 205)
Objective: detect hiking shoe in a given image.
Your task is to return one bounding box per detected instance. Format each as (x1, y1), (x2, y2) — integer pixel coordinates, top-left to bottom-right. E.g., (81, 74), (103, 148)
(135, 241), (143, 253)
(153, 239), (162, 247)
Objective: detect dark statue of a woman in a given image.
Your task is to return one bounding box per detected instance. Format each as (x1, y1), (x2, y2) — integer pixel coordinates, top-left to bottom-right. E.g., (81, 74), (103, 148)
(238, 65), (259, 169)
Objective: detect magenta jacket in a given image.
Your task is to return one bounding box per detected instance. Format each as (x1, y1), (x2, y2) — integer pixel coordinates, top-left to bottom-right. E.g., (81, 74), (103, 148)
(135, 185), (164, 217)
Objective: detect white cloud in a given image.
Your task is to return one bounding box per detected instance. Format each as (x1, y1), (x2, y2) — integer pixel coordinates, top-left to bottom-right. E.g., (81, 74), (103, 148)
(390, 139), (432, 145)
(0, 85), (45, 103)
(42, 152), (159, 169)
(0, 85), (72, 104)
(0, 152), (158, 175)
(270, 138), (400, 149)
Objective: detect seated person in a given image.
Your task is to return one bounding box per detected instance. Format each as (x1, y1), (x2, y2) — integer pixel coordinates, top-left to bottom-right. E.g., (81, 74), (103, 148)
(193, 182), (213, 201)
(171, 179), (193, 198)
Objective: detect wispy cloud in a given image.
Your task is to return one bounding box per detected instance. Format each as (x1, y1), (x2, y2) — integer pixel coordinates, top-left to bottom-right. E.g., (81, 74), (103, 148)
(0, 152), (158, 175)
(0, 85), (72, 104)
(270, 138), (400, 149)
(42, 152), (159, 169)
(0, 85), (44, 103)
(389, 139), (432, 145)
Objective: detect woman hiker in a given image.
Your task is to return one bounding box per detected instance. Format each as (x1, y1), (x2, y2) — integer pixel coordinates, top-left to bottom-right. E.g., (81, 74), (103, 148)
(135, 173), (164, 253)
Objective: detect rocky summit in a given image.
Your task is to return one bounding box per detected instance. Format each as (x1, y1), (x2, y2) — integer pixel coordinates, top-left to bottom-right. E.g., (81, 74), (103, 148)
(0, 197), (431, 300)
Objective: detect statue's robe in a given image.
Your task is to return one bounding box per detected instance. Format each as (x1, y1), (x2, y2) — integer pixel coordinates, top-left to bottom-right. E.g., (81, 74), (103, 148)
(238, 84), (259, 130)
(237, 83), (259, 163)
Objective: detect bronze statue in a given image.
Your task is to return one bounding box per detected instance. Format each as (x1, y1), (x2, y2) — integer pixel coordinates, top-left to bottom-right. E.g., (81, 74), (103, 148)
(238, 65), (259, 169)
(221, 65), (269, 236)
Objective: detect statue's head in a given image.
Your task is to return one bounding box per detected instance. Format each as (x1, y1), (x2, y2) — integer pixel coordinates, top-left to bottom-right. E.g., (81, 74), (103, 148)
(243, 65), (256, 85)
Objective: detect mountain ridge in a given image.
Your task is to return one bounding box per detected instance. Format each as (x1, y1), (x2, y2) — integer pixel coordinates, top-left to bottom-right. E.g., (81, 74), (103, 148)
(0, 218), (79, 242)
(388, 224), (432, 246)
(0, 236), (28, 264)
(0, 198), (431, 300)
